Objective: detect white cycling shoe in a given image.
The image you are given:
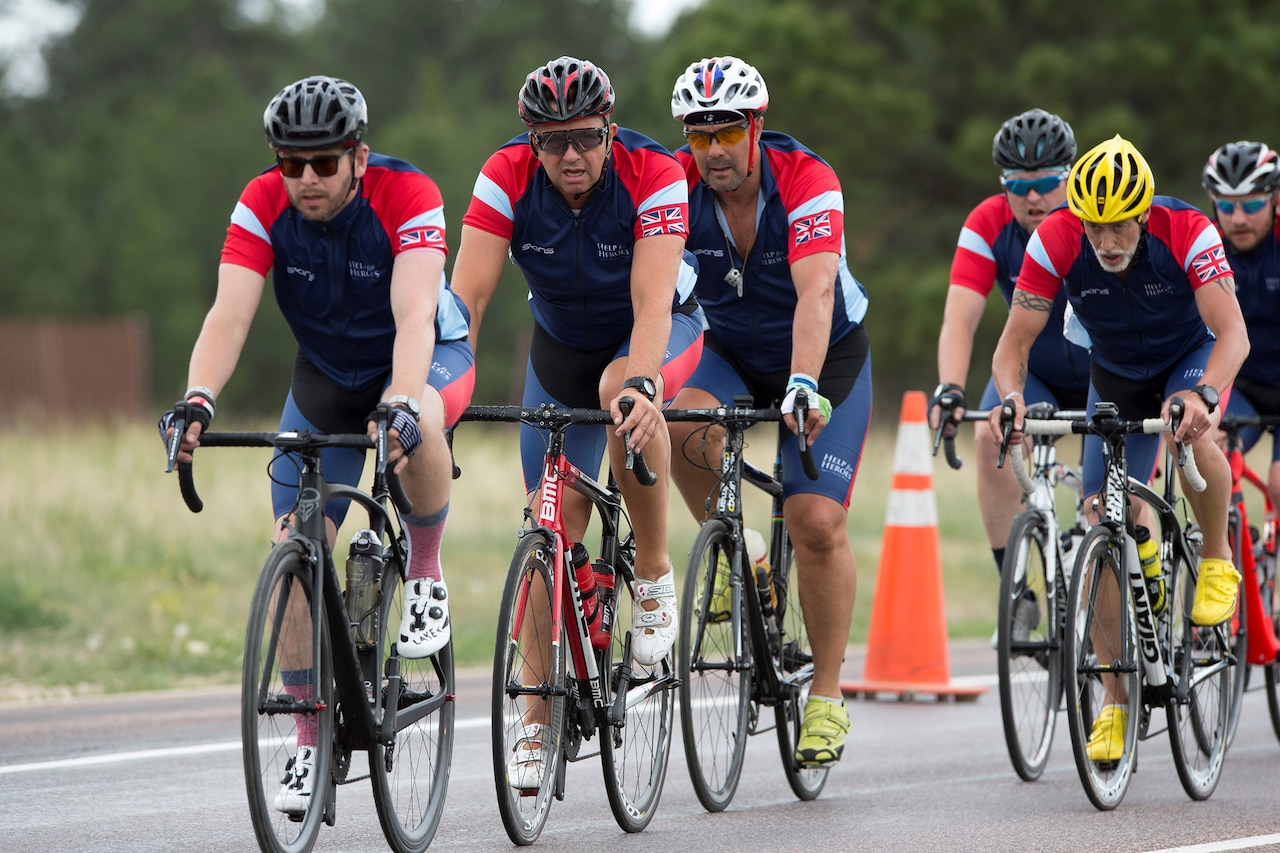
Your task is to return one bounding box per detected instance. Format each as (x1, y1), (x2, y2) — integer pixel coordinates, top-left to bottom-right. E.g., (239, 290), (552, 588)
(631, 570), (677, 665)
(507, 723), (548, 790)
(273, 746), (315, 815)
(399, 579), (450, 658)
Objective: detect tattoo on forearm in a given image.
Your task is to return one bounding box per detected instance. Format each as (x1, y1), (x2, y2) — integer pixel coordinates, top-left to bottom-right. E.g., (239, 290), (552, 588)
(1012, 291), (1053, 313)
(1018, 365), (1027, 387)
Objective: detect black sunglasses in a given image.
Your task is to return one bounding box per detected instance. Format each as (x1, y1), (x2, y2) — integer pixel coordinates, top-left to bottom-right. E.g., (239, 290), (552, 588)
(532, 127), (609, 156)
(275, 149), (354, 179)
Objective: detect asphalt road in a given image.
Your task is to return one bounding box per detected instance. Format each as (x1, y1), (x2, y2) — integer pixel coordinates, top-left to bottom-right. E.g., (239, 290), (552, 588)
(3, 642), (1278, 852)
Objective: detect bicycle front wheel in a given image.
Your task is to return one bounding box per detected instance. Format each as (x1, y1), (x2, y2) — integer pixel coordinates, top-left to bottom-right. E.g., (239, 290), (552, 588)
(242, 540), (333, 853)
(492, 532), (565, 846)
(1167, 539), (1230, 801)
(1260, 551), (1280, 743)
(370, 557), (455, 853)
(678, 519), (751, 812)
(1063, 528), (1139, 811)
(773, 535), (829, 801)
(997, 511), (1062, 782)
(1224, 508), (1248, 747)
(601, 563), (675, 833)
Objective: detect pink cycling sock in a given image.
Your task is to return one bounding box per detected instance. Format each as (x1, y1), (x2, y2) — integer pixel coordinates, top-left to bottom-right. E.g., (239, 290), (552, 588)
(403, 504), (448, 582)
(282, 671), (317, 747)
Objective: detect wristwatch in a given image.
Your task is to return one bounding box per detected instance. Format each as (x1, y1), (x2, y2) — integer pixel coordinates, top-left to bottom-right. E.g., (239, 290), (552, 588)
(1191, 384), (1219, 414)
(622, 376), (657, 402)
(388, 395), (422, 418)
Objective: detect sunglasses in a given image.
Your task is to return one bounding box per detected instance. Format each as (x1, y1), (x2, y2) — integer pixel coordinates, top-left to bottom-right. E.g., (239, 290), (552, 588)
(1214, 197), (1270, 216)
(275, 149), (353, 179)
(1001, 174), (1067, 196)
(683, 121), (751, 151)
(532, 127), (608, 156)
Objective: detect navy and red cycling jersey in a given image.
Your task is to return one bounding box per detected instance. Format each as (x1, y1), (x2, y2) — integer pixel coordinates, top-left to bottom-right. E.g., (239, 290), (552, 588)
(461, 128), (697, 352)
(675, 131), (868, 375)
(951, 194), (1089, 393)
(220, 152), (471, 391)
(1220, 217), (1280, 386)
(1017, 196), (1232, 381)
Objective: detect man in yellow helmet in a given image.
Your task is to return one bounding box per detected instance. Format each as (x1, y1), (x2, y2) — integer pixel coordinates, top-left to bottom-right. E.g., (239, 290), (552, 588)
(989, 135), (1248, 764)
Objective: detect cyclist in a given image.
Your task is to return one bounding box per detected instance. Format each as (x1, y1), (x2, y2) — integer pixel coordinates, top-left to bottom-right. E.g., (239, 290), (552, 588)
(990, 134), (1249, 764)
(930, 109), (1089, 586)
(449, 56), (703, 788)
(664, 56), (872, 768)
(159, 75), (475, 812)
(1203, 141), (1280, 511)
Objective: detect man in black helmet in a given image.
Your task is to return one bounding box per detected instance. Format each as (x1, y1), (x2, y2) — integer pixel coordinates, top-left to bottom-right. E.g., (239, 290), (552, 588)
(451, 55), (704, 792)
(161, 75), (474, 816)
(930, 108), (1090, 597)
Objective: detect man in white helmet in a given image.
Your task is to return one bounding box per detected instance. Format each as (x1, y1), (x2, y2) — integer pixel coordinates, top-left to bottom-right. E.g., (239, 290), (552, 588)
(666, 56), (872, 768)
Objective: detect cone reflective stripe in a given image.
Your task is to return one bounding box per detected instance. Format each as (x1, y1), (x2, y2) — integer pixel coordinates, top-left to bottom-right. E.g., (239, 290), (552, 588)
(842, 391), (985, 702)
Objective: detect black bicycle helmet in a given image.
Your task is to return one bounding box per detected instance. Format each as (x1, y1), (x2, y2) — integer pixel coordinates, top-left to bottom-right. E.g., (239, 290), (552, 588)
(517, 56), (615, 128)
(1202, 141), (1280, 196)
(264, 75), (367, 150)
(992, 108), (1076, 170)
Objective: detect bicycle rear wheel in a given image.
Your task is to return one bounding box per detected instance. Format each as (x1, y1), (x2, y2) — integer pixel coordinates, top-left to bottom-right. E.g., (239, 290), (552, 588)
(997, 511), (1062, 782)
(1063, 528), (1139, 811)
(1167, 538), (1230, 800)
(242, 540), (333, 853)
(492, 532), (565, 846)
(370, 551), (455, 853)
(773, 535), (829, 801)
(601, 561), (675, 833)
(678, 519), (751, 812)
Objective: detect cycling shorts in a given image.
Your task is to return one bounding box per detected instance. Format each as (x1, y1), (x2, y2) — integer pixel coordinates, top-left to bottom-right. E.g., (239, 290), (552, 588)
(979, 371), (1087, 412)
(681, 325), (872, 507)
(518, 308), (705, 491)
(1082, 338), (1223, 496)
(1223, 375), (1280, 463)
(271, 340), (476, 525)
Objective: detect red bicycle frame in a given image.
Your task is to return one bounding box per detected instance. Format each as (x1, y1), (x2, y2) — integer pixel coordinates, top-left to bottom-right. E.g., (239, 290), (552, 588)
(1226, 437), (1280, 665)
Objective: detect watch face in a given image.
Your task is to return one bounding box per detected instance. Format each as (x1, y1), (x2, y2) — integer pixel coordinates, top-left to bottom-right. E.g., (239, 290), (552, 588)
(1195, 385), (1218, 411)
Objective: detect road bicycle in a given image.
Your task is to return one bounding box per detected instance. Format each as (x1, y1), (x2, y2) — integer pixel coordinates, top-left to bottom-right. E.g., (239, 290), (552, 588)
(457, 400), (676, 846)
(1219, 412), (1280, 743)
(166, 403), (453, 853)
(1007, 398), (1235, 810)
(932, 399), (1088, 782)
(664, 394), (825, 812)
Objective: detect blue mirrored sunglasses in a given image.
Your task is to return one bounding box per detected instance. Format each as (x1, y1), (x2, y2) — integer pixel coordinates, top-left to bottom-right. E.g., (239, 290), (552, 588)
(1214, 197), (1269, 216)
(1001, 174), (1067, 196)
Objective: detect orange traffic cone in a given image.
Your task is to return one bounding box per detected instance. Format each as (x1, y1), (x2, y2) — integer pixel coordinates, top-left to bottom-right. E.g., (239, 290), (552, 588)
(841, 390), (986, 702)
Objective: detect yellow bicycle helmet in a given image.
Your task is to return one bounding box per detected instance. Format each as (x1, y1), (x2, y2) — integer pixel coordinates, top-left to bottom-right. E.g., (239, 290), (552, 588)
(1067, 134), (1155, 223)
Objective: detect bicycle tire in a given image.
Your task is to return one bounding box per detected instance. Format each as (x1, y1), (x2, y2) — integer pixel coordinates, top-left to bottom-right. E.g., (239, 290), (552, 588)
(678, 519), (751, 812)
(1264, 551), (1280, 742)
(1224, 507), (1248, 747)
(997, 511), (1061, 782)
(1063, 528), (1139, 811)
(773, 534), (829, 801)
(492, 532), (564, 846)
(370, 556), (455, 853)
(242, 540), (333, 853)
(601, 564), (675, 832)
(1167, 536), (1230, 800)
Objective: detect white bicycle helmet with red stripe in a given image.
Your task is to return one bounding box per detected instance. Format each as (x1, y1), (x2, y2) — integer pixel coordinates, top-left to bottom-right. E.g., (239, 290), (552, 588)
(1202, 141), (1280, 196)
(671, 56), (769, 125)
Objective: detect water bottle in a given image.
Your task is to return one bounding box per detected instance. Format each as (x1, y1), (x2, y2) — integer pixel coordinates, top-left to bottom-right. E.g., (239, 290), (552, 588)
(744, 528), (776, 615)
(344, 528), (383, 647)
(570, 542), (603, 641)
(1135, 525), (1164, 615)
(590, 558), (615, 649)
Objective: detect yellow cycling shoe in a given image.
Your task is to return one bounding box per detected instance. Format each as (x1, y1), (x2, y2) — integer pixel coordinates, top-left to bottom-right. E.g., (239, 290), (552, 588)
(706, 551), (732, 623)
(795, 697), (850, 766)
(1085, 705), (1127, 765)
(1191, 558), (1242, 627)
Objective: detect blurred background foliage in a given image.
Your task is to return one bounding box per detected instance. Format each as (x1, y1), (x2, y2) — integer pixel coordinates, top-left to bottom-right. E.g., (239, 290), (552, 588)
(4, 0), (1280, 416)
